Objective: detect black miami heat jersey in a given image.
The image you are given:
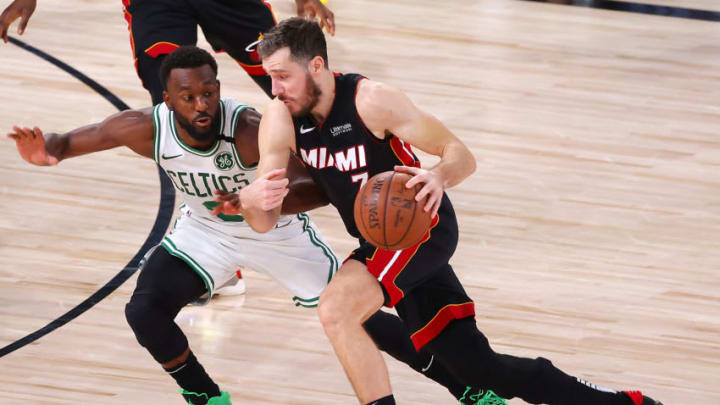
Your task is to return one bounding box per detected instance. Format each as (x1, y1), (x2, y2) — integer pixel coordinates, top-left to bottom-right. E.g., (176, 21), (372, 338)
(293, 73), (421, 237)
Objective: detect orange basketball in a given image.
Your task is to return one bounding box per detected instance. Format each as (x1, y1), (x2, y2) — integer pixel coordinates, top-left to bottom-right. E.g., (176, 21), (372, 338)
(353, 171), (432, 251)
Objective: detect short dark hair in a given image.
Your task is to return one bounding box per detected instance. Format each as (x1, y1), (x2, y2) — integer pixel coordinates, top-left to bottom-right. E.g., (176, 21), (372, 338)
(159, 46), (218, 89)
(258, 17), (328, 67)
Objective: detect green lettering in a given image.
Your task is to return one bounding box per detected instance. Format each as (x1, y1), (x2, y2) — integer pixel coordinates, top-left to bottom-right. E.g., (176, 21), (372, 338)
(198, 172), (213, 196)
(189, 173), (207, 197)
(165, 170), (184, 191)
(177, 172), (195, 196)
(219, 175), (234, 193)
(233, 173), (250, 189)
(211, 173), (220, 191)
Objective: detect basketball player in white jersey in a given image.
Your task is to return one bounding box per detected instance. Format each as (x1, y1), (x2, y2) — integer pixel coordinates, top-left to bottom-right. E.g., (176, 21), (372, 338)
(7, 46), (504, 405)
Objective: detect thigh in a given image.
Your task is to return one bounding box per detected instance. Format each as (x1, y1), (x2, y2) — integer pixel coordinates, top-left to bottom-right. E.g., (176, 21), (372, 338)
(321, 258), (385, 322)
(124, 0), (198, 101)
(240, 215), (338, 308)
(132, 245), (207, 313)
(396, 264), (475, 351)
(194, 0), (276, 65)
(161, 214), (238, 299)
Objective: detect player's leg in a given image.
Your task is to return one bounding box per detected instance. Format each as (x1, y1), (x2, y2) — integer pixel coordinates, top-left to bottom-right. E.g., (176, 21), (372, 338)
(193, 0), (275, 97)
(124, 246), (229, 405)
(424, 309), (661, 405)
(318, 259), (393, 404)
(122, 0), (198, 104)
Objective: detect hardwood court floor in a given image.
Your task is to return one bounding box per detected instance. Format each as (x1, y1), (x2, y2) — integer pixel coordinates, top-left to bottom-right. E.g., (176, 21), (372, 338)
(1, 0), (719, 403)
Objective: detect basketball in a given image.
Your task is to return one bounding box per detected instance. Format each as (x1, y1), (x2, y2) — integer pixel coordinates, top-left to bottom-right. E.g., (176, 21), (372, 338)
(353, 171), (432, 251)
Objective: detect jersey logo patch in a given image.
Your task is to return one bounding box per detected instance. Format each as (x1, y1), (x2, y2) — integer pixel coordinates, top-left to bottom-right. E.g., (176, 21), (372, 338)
(162, 153), (183, 160)
(214, 152), (235, 170)
(300, 125), (316, 134)
(330, 123), (352, 136)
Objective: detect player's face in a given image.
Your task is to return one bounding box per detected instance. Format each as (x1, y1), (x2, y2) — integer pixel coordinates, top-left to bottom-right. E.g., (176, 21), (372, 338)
(263, 47), (322, 116)
(164, 65), (221, 146)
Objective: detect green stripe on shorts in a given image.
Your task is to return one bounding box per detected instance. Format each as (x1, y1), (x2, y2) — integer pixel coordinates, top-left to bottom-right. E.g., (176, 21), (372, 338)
(296, 213), (338, 283)
(161, 237), (215, 293)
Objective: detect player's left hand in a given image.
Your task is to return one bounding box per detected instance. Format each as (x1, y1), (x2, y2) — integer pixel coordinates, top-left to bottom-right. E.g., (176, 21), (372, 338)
(295, 0), (335, 36)
(394, 165), (443, 218)
(213, 190), (243, 216)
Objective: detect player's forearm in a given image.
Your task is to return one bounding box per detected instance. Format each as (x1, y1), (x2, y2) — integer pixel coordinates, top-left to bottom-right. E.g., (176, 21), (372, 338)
(48, 123), (115, 161)
(432, 140), (476, 189)
(242, 208), (281, 233)
(43, 132), (71, 162)
(281, 178), (329, 214)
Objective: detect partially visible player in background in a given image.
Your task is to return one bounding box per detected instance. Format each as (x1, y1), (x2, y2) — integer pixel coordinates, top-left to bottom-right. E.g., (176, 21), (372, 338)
(0, 0), (334, 104)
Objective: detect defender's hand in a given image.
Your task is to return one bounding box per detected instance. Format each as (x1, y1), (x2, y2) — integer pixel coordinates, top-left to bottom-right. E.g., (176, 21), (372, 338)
(0, 0), (36, 43)
(213, 190), (243, 216)
(295, 0), (335, 36)
(7, 126), (59, 166)
(239, 168), (290, 211)
(394, 165), (444, 218)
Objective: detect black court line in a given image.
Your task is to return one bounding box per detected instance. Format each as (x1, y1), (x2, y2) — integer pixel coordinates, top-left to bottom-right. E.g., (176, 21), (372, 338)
(0, 36), (175, 358)
(522, 0), (720, 22)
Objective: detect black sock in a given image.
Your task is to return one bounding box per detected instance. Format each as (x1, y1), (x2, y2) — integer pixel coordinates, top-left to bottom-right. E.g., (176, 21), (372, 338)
(366, 394), (395, 405)
(164, 351), (221, 404)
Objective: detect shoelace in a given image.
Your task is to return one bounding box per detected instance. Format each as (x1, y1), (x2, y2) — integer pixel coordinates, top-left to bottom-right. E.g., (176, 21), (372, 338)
(469, 390), (507, 405)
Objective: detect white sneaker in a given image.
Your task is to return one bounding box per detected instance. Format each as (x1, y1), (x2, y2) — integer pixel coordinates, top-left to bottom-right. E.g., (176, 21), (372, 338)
(189, 270), (245, 306)
(215, 270), (246, 296)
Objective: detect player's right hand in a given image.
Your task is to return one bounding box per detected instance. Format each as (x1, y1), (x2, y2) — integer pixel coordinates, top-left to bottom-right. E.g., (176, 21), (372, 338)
(7, 126), (59, 166)
(295, 0), (335, 36)
(239, 168), (289, 211)
(0, 0), (37, 43)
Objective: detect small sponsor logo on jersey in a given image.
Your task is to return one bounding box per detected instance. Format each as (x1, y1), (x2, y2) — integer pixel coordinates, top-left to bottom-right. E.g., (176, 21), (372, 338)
(162, 153), (183, 160)
(214, 152), (234, 170)
(300, 125), (316, 134)
(330, 123), (352, 136)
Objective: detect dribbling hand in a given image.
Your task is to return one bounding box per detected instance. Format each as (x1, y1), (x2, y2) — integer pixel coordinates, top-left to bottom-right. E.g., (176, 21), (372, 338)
(7, 126), (59, 166)
(394, 165), (443, 218)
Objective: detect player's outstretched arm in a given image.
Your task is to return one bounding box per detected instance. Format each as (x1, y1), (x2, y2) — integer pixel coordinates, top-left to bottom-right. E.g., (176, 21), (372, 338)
(0, 0), (36, 43)
(356, 80), (477, 217)
(6, 108), (155, 166)
(239, 99), (296, 233)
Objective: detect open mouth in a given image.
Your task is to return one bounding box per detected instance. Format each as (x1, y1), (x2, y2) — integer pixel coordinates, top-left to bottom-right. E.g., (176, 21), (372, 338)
(194, 116), (212, 127)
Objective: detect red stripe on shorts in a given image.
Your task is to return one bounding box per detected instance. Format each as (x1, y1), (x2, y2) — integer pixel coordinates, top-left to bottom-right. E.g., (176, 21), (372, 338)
(236, 61), (267, 76)
(145, 41), (180, 58)
(411, 302), (476, 350)
(365, 215), (440, 307)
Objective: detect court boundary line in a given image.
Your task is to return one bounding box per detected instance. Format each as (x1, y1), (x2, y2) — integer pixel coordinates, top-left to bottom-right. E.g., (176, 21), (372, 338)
(521, 0), (720, 22)
(0, 36), (175, 358)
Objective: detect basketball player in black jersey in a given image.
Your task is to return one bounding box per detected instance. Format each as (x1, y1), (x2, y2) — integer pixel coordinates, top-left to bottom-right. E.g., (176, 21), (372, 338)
(0, 0), (334, 104)
(237, 17), (663, 405)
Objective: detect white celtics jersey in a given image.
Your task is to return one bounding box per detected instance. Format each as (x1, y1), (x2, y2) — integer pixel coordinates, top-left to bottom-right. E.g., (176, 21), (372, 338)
(152, 98), (298, 239)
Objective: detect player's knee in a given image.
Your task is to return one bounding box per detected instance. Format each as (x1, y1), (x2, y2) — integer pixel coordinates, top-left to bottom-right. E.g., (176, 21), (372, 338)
(317, 290), (346, 334)
(124, 296), (153, 340)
